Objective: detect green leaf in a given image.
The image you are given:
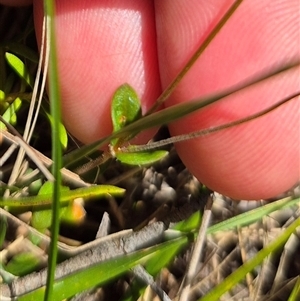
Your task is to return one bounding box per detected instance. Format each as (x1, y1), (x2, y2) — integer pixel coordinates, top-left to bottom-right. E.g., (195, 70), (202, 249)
(0, 89), (5, 101)
(111, 84), (142, 132)
(111, 83), (142, 146)
(0, 97), (22, 129)
(4, 42), (39, 63)
(5, 252), (40, 277)
(110, 84), (170, 166)
(46, 112), (68, 149)
(31, 208), (51, 231)
(111, 84), (168, 165)
(172, 210), (202, 232)
(31, 182), (69, 231)
(115, 149), (168, 166)
(5, 52), (33, 88)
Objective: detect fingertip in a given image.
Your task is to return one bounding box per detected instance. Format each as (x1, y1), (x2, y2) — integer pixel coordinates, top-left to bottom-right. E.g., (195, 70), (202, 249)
(171, 72), (300, 200)
(156, 0), (300, 199)
(33, 0), (161, 144)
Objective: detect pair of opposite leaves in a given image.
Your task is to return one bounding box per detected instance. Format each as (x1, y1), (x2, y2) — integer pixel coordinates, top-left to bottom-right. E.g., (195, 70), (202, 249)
(110, 84), (168, 166)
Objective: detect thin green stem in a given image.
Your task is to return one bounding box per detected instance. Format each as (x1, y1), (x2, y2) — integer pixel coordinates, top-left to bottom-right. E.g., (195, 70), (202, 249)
(0, 185), (125, 207)
(62, 60), (299, 167)
(43, 0), (62, 300)
(121, 91), (300, 153)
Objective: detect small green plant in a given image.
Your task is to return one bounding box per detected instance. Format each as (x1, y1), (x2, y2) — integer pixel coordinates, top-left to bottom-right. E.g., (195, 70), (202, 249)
(110, 83), (168, 166)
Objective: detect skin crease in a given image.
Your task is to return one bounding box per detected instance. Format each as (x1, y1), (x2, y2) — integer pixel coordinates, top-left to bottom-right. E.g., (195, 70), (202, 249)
(2, 0), (299, 200)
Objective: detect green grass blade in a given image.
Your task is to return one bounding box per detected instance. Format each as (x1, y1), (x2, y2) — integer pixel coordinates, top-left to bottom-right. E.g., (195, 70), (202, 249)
(4, 252), (40, 277)
(172, 210), (202, 232)
(62, 61), (299, 167)
(207, 196), (300, 234)
(145, 237), (188, 276)
(113, 63), (298, 139)
(16, 237), (189, 301)
(288, 277), (300, 301)
(0, 184), (125, 207)
(148, 0), (245, 113)
(43, 0), (62, 299)
(200, 217), (300, 301)
(62, 135), (110, 167)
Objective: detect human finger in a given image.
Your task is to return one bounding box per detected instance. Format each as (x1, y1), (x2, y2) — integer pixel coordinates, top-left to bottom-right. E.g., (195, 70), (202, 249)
(155, 0), (300, 199)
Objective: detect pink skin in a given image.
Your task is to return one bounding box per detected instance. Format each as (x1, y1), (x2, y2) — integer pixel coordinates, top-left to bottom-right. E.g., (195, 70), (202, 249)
(2, 0), (299, 199)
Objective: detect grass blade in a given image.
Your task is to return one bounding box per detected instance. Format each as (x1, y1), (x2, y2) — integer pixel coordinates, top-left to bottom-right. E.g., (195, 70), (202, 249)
(62, 61), (299, 168)
(16, 236), (189, 301)
(43, 0), (62, 299)
(207, 196), (300, 234)
(288, 277), (300, 301)
(199, 217), (300, 301)
(0, 184), (124, 207)
(148, 0), (245, 113)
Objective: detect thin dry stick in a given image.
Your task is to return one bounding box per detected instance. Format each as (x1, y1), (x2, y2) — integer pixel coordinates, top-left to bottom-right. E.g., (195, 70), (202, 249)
(237, 227), (255, 299)
(27, 16), (49, 144)
(187, 247), (241, 298)
(3, 16), (49, 198)
(74, 152), (112, 176)
(178, 196), (214, 301)
(2, 130), (89, 188)
(0, 142), (18, 167)
(121, 91), (300, 153)
(0, 116), (54, 181)
(0, 222), (166, 298)
(132, 265), (172, 301)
